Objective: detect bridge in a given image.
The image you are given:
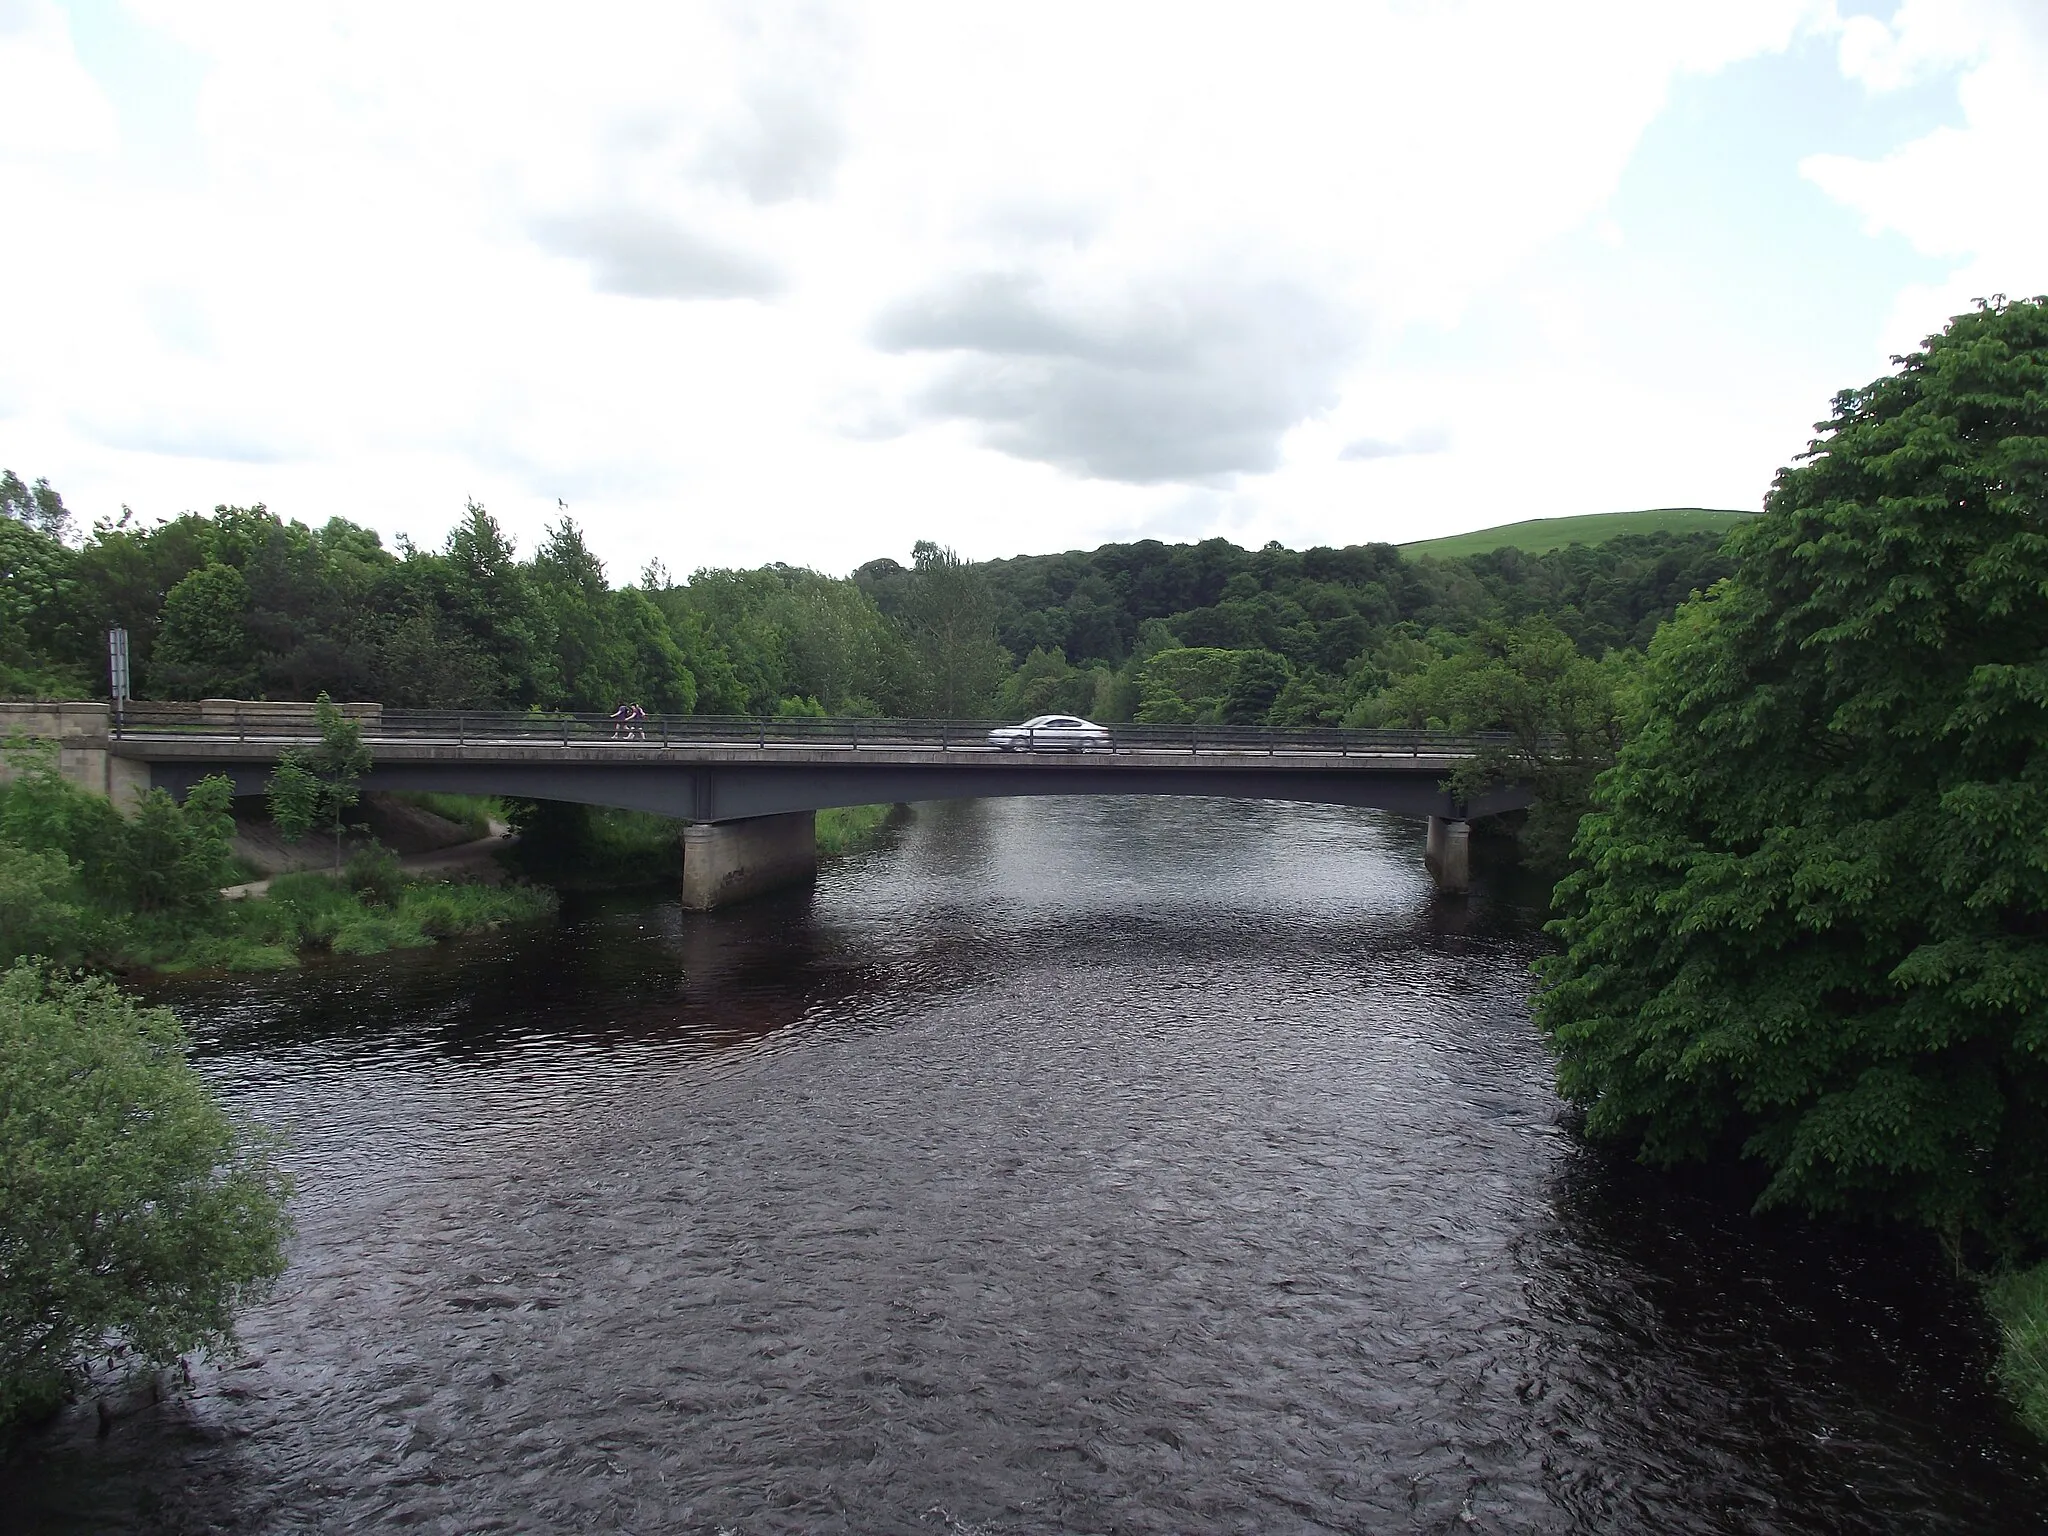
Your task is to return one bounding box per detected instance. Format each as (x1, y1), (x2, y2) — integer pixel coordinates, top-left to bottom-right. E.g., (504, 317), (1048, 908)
(3, 701), (1533, 906)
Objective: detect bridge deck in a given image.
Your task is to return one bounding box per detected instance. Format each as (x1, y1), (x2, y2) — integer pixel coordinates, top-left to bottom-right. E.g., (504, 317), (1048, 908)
(105, 708), (1530, 823)
(111, 732), (1476, 774)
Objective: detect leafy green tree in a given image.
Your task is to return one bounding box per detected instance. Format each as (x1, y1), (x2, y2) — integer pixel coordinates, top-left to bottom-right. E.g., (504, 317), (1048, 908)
(0, 735), (121, 889)
(0, 516), (78, 696)
(0, 470), (70, 541)
(268, 694), (371, 870)
(150, 562), (258, 698)
(899, 541), (1010, 717)
(1134, 647), (1242, 723)
(265, 752), (321, 847)
(1221, 649), (1292, 724)
(1362, 617), (1639, 867)
(1267, 668), (1346, 726)
(0, 963), (291, 1426)
(1536, 297), (2048, 1255)
(0, 842), (82, 965)
(106, 777), (237, 914)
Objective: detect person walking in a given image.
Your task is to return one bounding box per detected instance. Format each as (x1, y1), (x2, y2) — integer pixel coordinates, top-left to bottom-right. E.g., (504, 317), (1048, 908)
(610, 701), (637, 740)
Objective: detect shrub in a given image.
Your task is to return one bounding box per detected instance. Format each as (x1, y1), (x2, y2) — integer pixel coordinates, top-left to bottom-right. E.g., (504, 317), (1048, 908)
(343, 842), (403, 907)
(0, 963), (291, 1427)
(104, 778), (237, 913)
(0, 842), (82, 965)
(329, 913), (427, 954)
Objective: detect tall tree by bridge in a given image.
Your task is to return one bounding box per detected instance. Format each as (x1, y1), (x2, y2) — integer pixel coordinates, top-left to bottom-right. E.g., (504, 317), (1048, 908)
(1536, 296), (2048, 1256)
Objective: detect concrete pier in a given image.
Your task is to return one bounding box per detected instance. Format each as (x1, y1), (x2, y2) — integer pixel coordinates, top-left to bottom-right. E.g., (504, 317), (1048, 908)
(680, 811), (817, 910)
(1424, 814), (1470, 895)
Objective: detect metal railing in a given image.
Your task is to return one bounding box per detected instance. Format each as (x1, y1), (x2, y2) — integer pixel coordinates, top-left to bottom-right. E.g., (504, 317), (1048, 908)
(107, 702), (1515, 758)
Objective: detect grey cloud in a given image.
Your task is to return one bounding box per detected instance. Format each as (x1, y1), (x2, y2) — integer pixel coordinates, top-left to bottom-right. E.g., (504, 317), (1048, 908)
(871, 272), (1354, 483)
(698, 81), (844, 203)
(531, 209), (782, 300)
(1340, 427), (1449, 460)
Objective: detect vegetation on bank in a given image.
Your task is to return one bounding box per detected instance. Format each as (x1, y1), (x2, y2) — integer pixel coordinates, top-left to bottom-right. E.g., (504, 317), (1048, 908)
(816, 803), (898, 857)
(1988, 1265), (2048, 1440)
(0, 962), (292, 1428)
(0, 734), (552, 974)
(1398, 506), (1754, 561)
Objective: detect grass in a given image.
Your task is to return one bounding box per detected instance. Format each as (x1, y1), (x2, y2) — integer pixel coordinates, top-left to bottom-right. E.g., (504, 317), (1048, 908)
(503, 804), (684, 890)
(393, 792), (501, 840)
(1400, 507), (1754, 561)
(90, 874), (558, 973)
(816, 803), (901, 858)
(1987, 1264), (2048, 1441)
(508, 802), (907, 888)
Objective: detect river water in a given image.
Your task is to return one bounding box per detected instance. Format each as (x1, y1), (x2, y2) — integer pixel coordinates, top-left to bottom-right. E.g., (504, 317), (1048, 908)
(6, 797), (2045, 1533)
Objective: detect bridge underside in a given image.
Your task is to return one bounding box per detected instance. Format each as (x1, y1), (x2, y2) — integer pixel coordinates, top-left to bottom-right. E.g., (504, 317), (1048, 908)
(143, 757), (1533, 823)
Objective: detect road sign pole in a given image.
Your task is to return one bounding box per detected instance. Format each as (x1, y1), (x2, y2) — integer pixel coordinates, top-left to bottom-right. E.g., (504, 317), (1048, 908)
(107, 627), (130, 733)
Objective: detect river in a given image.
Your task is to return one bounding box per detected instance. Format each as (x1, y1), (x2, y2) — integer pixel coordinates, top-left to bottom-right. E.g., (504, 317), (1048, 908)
(6, 797), (2044, 1533)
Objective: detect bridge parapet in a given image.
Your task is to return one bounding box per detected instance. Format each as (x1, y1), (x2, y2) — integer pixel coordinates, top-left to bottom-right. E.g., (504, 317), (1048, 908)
(0, 700), (149, 811)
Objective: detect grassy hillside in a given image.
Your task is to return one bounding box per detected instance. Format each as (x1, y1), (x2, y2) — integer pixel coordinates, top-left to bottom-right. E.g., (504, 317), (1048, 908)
(1401, 507), (1754, 561)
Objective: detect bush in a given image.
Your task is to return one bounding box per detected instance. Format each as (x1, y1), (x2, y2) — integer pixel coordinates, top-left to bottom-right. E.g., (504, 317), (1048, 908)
(0, 963), (291, 1427)
(0, 841), (82, 965)
(104, 778), (237, 913)
(250, 871), (358, 950)
(343, 842), (404, 907)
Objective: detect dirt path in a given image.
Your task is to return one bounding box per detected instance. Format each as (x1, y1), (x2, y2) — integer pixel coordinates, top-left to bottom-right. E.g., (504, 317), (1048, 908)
(222, 822), (513, 901)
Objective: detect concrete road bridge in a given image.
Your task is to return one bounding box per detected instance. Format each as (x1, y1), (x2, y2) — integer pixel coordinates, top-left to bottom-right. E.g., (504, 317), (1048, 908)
(3, 701), (1533, 907)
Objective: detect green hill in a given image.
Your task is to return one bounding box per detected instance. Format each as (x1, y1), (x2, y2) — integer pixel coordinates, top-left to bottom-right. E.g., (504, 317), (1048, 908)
(1400, 507), (1754, 561)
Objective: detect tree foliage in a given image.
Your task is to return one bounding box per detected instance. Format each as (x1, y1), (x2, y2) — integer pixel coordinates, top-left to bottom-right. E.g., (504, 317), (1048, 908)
(268, 693), (372, 870)
(0, 962), (291, 1425)
(1364, 617), (1641, 867)
(1535, 297), (2048, 1253)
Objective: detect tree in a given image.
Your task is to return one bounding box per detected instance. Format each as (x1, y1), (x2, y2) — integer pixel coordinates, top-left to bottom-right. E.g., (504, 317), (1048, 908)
(0, 470), (70, 542)
(1221, 649), (1292, 723)
(0, 963), (290, 1426)
(1535, 297), (2048, 1255)
(149, 562), (257, 698)
(267, 693), (371, 870)
(898, 541), (1010, 717)
(265, 752), (321, 847)
(1134, 647), (1241, 723)
(106, 777), (237, 914)
(1362, 618), (1640, 868)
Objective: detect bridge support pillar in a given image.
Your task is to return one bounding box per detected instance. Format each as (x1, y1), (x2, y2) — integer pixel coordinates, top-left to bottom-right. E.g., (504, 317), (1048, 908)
(681, 811), (816, 910)
(1425, 815), (1470, 896)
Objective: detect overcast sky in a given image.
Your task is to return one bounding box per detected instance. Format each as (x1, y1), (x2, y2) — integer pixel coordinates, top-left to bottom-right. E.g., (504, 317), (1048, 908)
(2, 1), (2043, 578)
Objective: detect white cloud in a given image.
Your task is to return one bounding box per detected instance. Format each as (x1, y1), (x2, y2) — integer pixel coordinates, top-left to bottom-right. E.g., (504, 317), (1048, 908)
(0, 0), (117, 155)
(0, 0), (2019, 577)
(1803, 0), (2048, 352)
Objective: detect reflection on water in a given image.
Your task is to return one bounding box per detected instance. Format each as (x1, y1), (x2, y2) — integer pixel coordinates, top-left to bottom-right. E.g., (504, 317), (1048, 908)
(5, 797), (2043, 1534)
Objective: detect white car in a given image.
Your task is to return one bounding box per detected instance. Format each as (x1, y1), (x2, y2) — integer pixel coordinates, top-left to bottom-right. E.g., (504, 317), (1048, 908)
(987, 714), (1111, 752)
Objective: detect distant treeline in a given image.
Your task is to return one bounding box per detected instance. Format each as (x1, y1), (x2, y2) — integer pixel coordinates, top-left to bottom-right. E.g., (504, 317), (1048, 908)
(1, 472), (1731, 733)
